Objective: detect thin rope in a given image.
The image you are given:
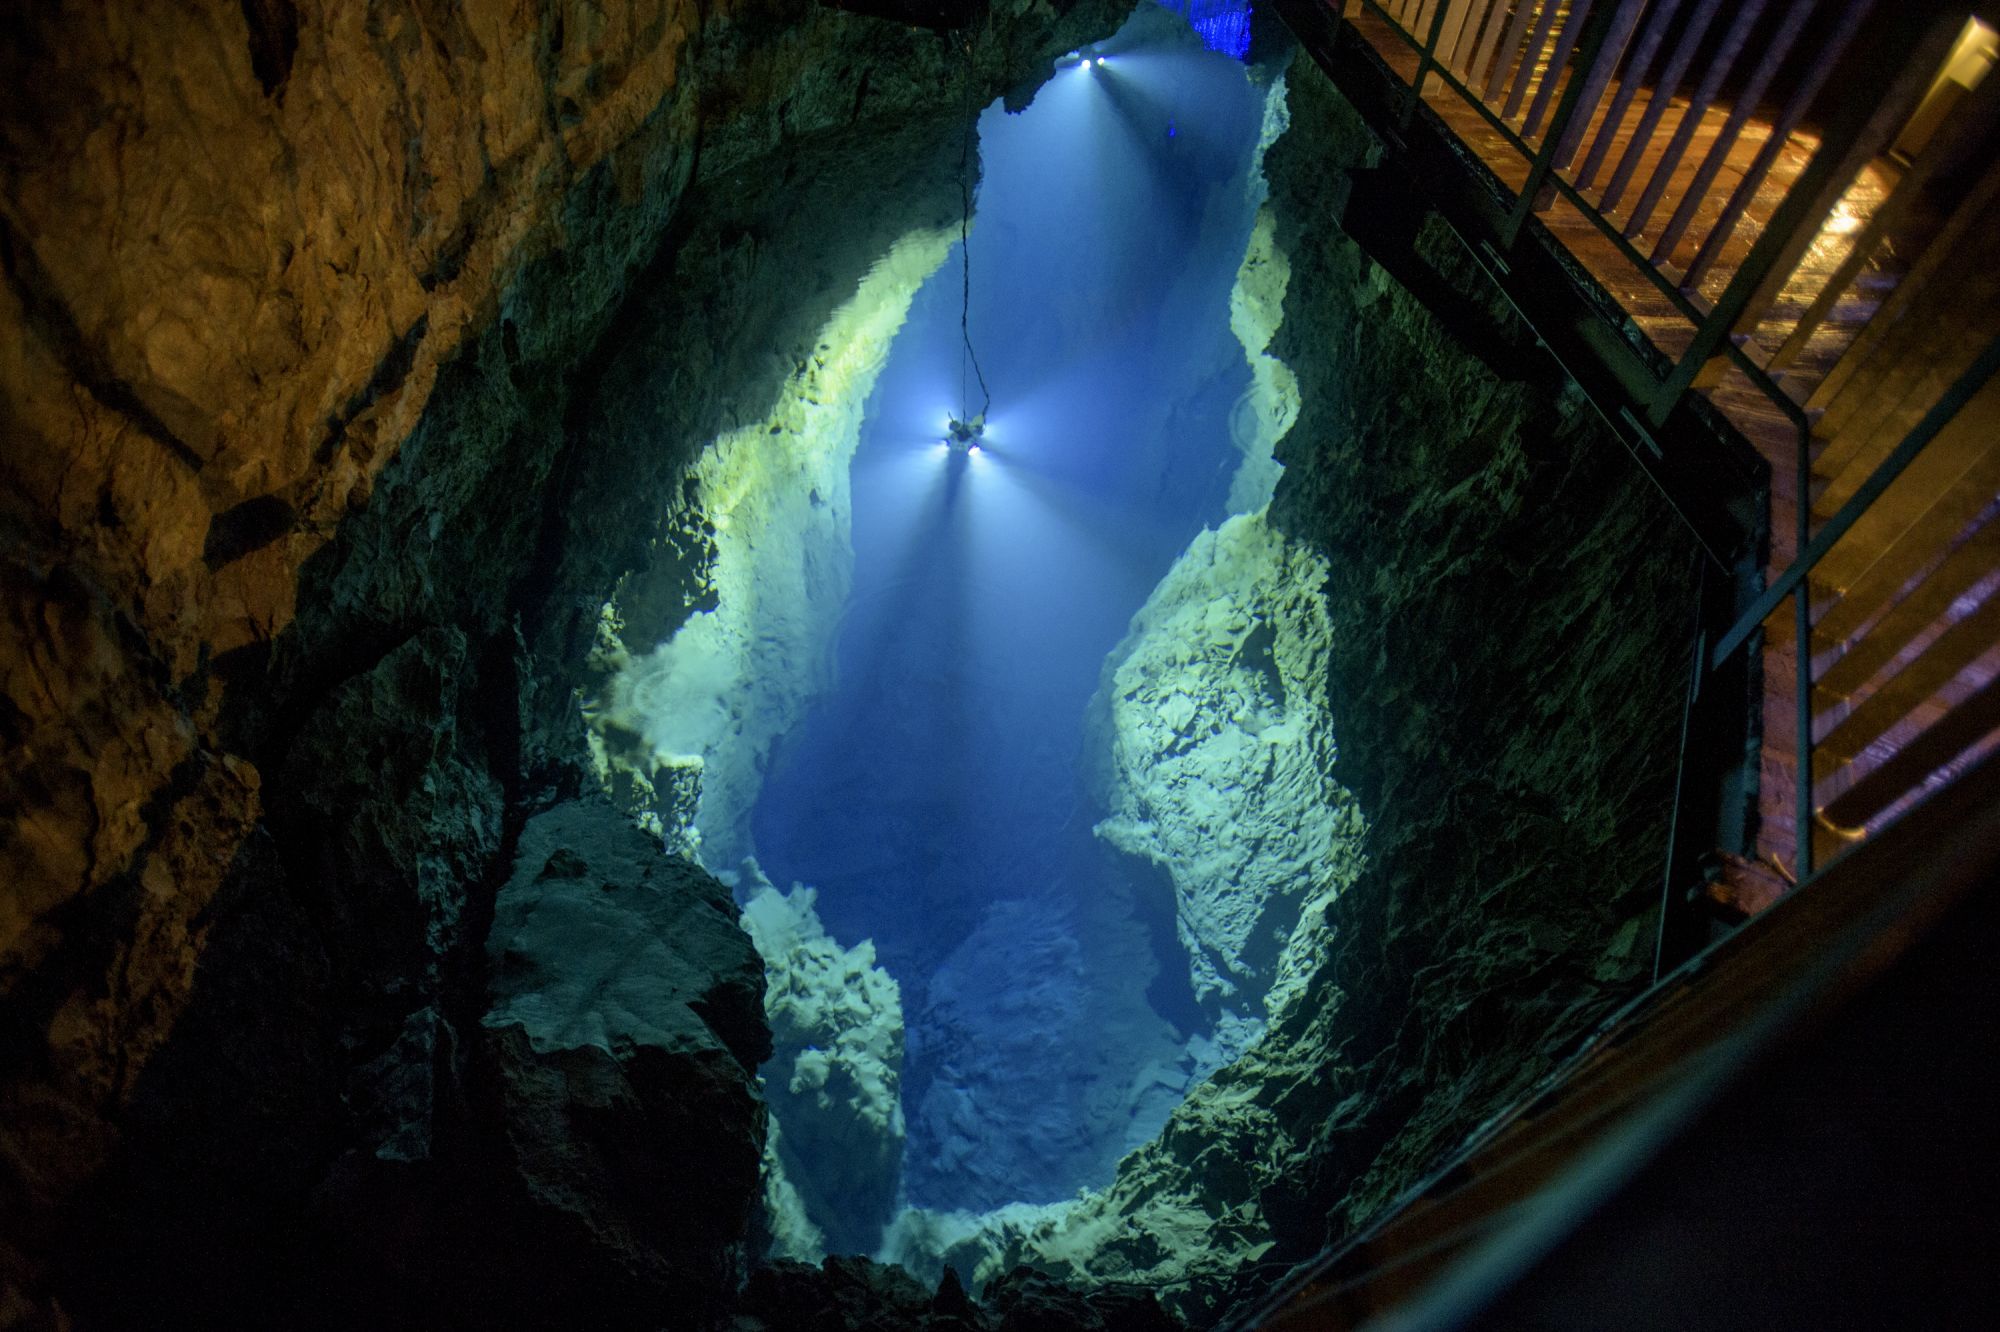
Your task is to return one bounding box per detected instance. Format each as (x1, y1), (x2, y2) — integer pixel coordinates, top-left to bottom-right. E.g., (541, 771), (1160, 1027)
(957, 29), (990, 422)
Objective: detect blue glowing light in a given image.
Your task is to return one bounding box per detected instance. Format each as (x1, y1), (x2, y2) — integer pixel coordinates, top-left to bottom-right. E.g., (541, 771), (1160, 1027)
(1156, 0), (1253, 62)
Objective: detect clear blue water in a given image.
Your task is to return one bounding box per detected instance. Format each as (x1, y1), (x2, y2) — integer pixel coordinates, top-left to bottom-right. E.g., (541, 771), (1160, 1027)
(751, 5), (1267, 1216)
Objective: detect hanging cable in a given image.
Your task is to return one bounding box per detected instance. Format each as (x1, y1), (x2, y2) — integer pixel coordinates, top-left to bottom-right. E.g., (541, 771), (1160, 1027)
(956, 26), (991, 425)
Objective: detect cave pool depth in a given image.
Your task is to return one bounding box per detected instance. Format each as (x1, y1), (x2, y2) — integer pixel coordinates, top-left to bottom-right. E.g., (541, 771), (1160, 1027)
(754, 5), (1268, 1226)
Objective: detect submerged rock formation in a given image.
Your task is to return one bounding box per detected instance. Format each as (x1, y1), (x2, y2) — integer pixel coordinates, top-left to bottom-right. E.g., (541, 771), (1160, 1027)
(1085, 66), (1347, 1058)
(586, 228), (955, 864)
(903, 891), (1190, 1212)
(741, 873), (907, 1259)
(1093, 510), (1359, 1051)
(883, 50), (1696, 1325)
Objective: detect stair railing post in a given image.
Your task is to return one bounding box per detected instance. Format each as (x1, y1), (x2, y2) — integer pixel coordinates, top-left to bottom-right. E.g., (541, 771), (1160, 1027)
(1795, 422), (1816, 881)
(1503, 2), (1622, 246)
(1404, 0), (1458, 127)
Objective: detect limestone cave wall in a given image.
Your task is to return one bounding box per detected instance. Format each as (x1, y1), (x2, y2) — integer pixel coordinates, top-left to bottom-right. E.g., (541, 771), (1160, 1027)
(0, 1), (1128, 1324)
(1260, 62), (1701, 1240)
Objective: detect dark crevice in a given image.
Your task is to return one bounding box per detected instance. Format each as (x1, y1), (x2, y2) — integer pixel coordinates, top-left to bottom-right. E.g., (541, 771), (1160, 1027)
(417, 167), (497, 292)
(239, 0), (300, 100)
(1335, 165), (1562, 390)
(449, 626), (544, 1051)
(506, 194), (699, 648)
(314, 313), (431, 466)
(0, 749), (209, 1090)
(0, 689), (26, 750)
(237, 623), (425, 780)
(500, 318), (524, 386)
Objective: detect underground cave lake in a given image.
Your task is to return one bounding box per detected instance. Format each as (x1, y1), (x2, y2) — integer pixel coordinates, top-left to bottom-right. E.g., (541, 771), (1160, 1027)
(587, 0), (1362, 1270)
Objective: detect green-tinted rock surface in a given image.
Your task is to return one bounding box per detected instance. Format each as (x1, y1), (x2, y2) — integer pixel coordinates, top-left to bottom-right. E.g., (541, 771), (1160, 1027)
(586, 227), (954, 863)
(1092, 510), (1360, 1048)
(1223, 76), (1298, 517)
(742, 872), (908, 1258)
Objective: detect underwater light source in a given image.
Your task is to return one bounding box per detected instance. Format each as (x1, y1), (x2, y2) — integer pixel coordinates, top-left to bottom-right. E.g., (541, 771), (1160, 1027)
(1095, 57), (1107, 67)
(944, 413), (986, 455)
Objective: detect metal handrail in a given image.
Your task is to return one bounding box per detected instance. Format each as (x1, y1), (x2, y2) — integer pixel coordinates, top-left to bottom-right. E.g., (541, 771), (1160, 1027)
(1348, 0), (1816, 455)
(1344, 0), (1818, 882)
(1235, 729), (2000, 1329)
(1737, 336), (2000, 878)
(1342, 0), (2000, 885)
(1332, 1), (2000, 882)
(1709, 338), (2000, 671)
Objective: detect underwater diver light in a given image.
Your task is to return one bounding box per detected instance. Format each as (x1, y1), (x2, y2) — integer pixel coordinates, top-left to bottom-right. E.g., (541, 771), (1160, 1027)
(945, 413), (985, 455)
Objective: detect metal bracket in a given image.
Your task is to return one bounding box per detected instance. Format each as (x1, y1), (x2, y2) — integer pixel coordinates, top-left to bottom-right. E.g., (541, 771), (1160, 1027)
(1618, 405), (1665, 460)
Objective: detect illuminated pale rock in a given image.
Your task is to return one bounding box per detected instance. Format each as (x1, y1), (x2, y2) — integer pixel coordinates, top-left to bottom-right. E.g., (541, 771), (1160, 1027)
(587, 228), (954, 867)
(741, 870), (908, 1258)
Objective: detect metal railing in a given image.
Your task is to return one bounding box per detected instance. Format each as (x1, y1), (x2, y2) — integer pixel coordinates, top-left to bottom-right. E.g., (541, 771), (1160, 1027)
(1356, 0), (1931, 424)
(1331, 0), (2000, 888)
(1750, 336), (2000, 877)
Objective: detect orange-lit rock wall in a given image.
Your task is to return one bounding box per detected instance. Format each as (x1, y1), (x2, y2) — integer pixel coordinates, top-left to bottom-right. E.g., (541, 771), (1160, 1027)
(0, 2), (1119, 1318)
(2, 0), (709, 1230)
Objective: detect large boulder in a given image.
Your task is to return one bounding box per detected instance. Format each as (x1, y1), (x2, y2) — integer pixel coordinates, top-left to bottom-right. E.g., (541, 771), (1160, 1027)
(482, 797), (771, 1324)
